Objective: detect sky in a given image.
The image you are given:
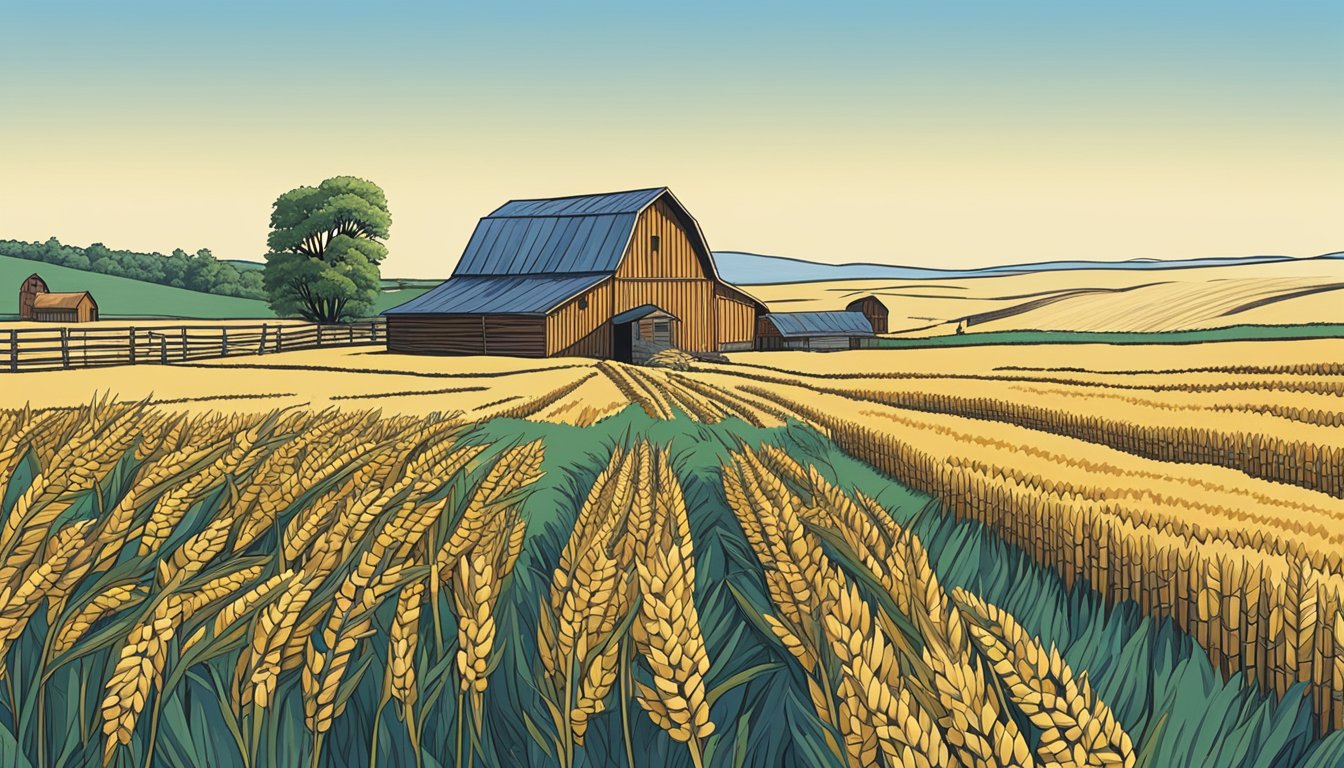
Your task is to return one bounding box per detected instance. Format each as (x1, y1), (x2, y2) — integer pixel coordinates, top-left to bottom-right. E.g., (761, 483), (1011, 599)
(1, 1), (1340, 278)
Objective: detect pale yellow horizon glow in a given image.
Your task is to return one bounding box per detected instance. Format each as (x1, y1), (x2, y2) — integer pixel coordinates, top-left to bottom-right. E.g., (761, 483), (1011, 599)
(4, 2), (1341, 280)
(4, 114), (1340, 279)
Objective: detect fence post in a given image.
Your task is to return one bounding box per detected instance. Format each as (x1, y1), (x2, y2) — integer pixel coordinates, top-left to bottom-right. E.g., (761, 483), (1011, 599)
(276, 327), (283, 353)
(180, 326), (188, 361)
(129, 327), (137, 363)
(258, 324), (267, 355)
(317, 325), (324, 348)
(160, 335), (168, 365)
(221, 328), (229, 357)
(60, 328), (70, 369)
(8, 330), (16, 372)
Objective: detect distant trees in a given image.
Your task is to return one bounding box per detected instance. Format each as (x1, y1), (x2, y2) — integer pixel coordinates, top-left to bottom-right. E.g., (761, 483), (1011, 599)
(0, 237), (267, 300)
(262, 176), (390, 323)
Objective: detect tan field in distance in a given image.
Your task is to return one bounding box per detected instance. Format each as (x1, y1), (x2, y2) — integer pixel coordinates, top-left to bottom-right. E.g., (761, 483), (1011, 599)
(747, 257), (1344, 335)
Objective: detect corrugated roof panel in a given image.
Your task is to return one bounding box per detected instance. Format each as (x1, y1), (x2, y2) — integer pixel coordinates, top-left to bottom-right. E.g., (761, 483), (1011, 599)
(513, 219), (550, 274)
(490, 188), (665, 218)
(383, 274), (608, 315)
(557, 216), (599, 272)
(765, 311), (875, 338)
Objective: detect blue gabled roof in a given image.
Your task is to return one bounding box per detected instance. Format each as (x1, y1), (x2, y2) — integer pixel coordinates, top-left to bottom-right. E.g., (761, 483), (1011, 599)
(765, 311), (875, 338)
(383, 273), (607, 316)
(453, 212), (639, 275)
(489, 188), (666, 218)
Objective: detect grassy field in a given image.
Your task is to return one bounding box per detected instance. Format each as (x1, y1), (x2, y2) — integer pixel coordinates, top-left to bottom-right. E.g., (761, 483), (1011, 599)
(872, 323), (1344, 348)
(2, 339), (1343, 765)
(750, 258), (1344, 336)
(0, 255), (270, 319)
(0, 255), (430, 319)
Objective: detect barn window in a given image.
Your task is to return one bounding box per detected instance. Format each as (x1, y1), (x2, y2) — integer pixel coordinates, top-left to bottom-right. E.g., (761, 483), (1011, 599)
(650, 235), (660, 253)
(578, 297), (588, 310)
(652, 319), (671, 345)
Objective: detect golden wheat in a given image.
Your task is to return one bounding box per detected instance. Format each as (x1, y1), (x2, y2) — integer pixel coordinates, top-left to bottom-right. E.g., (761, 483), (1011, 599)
(633, 454), (715, 752)
(954, 589), (1135, 768)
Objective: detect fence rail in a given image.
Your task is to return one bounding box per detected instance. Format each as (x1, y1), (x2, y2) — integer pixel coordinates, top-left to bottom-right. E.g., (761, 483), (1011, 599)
(2, 320), (386, 372)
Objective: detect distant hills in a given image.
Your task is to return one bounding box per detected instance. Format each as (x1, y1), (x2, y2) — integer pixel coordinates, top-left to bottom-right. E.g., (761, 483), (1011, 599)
(235, 251), (1344, 287)
(711, 251), (1344, 285)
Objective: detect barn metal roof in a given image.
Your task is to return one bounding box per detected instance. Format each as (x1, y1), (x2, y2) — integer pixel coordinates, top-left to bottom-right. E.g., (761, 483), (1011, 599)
(383, 273), (607, 316)
(489, 188), (667, 218)
(764, 311), (875, 338)
(611, 304), (678, 325)
(453, 212), (640, 276)
(399, 187), (768, 316)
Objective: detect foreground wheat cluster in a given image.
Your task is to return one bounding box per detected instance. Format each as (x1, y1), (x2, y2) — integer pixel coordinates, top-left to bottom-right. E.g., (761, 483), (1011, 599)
(602, 361), (1344, 735)
(0, 399), (544, 767)
(722, 445), (1134, 768)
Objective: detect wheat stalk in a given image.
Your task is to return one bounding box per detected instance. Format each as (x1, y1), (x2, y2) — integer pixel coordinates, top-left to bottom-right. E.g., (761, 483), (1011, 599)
(633, 455), (715, 756)
(954, 589), (1135, 768)
(52, 582), (146, 656)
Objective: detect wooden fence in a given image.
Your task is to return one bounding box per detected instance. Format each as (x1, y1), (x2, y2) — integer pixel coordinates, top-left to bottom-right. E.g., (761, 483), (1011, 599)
(1, 320), (386, 372)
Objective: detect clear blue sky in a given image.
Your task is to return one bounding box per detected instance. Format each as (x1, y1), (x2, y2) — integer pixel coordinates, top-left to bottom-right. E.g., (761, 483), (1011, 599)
(2, 1), (1340, 276)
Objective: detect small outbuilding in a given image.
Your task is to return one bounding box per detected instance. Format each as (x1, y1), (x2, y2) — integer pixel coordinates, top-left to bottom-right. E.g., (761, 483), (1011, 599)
(756, 311), (875, 351)
(18, 274), (99, 323)
(845, 295), (889, 334)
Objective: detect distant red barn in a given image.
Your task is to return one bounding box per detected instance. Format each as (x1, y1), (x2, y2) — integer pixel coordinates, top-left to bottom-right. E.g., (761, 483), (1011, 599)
(18, 273), (99, 323)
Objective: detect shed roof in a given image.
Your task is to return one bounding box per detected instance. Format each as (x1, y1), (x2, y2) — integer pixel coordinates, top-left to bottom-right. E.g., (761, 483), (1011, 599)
(611, 304), (678, 325)
(383, 273), (607, 316)
(764, 311), (874, 338)
(33, 292), (94, 310)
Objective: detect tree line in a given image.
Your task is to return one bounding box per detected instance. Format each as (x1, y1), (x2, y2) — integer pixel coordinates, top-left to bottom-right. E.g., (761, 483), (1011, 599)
(0, 237), (267, 300)
(2, 175), (394, 322)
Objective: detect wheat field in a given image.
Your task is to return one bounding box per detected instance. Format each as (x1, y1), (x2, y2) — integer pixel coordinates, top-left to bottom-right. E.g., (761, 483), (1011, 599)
(3, 335), (1344, 766)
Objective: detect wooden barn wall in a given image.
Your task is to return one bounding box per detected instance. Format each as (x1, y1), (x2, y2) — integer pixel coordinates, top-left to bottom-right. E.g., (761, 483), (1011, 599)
(18, 276), (46, 321)
(613, 278), (716, 353)
(387, 314), (545, 357)
(482, 316), (547, 357)
(615, 199), (708, 280)
(715, 293), (757, 347)
(847, 297), (889, 334)
(547, 280), (612, 357)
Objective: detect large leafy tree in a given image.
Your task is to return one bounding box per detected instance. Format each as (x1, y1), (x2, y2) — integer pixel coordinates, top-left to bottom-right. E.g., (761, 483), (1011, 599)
(262, 176), (391, 322)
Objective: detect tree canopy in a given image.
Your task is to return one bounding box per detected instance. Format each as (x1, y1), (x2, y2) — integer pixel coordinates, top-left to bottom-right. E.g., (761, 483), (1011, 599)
(0, 238), (265, 299)
(262, 176), (390, 323)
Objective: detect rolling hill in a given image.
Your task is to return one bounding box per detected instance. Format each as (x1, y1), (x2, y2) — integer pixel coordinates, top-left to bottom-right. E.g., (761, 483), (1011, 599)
(0, 254), (271, 319)
(749, 257), (1344, 336)
(710, 250), (1328, 285)
(2, 255), (432, 319)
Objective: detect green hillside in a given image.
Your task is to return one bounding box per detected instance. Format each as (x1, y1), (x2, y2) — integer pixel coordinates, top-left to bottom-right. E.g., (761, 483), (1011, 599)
(2, 254), (431, 319)
(0, 254), (272, 319)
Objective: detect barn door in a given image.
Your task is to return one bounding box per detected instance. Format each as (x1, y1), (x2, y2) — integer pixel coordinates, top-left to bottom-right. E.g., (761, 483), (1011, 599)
(613, 322), (633, 363)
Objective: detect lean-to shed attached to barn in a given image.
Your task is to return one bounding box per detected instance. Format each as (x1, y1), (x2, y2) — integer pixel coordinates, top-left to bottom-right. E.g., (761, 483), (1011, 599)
(756, 311), (875, 351)
(384, 187), (766, 360)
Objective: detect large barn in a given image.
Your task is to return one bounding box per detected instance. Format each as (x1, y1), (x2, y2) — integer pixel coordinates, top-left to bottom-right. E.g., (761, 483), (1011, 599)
(385, 187), (766, 360)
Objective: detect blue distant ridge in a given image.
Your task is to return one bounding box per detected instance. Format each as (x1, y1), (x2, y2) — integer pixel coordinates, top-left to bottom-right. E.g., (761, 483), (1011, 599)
(711, 251), (1318, 285)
